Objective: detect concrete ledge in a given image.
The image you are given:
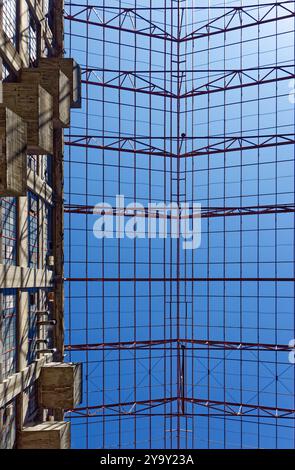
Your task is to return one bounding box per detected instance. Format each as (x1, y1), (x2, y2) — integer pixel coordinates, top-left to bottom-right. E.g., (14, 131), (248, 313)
(0, 265), (54, 289)
(0, 354), (52, 407)
(18, 421), (70, 449)
(39, 362), (82, 409)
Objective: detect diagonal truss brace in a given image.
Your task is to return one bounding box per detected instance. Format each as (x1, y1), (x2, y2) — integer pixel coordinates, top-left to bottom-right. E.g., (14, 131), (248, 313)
(80, 66), (295, 99)
(65, 338), (294, 352)
(67, 396), (295, 419)
(81, 67), (177, 98)
(64, 203), (295, 219)
(65, 135), (175, 157)
(64, 4), (177, 41)
(181, 2), (295, 41)
(65, 134), (295, 158)
(65, 2), (295, 43)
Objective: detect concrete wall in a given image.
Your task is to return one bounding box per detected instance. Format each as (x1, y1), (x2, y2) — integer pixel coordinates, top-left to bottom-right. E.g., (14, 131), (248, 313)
(0, 0), (65, 448)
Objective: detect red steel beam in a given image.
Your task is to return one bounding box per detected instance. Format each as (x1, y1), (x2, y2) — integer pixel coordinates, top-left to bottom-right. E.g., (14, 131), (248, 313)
(64, 203), (295, 218)
(182, 66), (295, 98)
(65, 134), (295, 157)
(64, 5), (177, 41)
(81, 68), (177, 98)
(181, 2), (295, 42)
(65, 338), (293, 352)
(67, 397), (177, 417)
(65, 338), (176, 351)
(81, 66), (295, 99)
(185, 398), (295, 419)
(64, 2), (295, 43)
(181, 134), (295, 157)
(64, 135), (175, 157)
(64, 277), (295, 282)
(67, 396), (295, 419)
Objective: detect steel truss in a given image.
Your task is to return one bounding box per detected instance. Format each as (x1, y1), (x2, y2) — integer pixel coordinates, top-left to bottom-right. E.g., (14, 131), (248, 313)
(65, 203), (295, 218)
(81, 67), (177, 98)
(65, 277), (295, 282)
(68, 397), (295, 419)
(65, 338), (294, 352)
(64, 3), (177, 41)
(65, 2), (295, 42)
(64, 0), (295, 449)
(65, 134), (295, 157)
(181, 1), (295, 41)
(81, 65), (295, 98)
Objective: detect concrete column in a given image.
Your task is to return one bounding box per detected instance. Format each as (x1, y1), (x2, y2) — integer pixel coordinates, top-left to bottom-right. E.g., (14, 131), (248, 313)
(19, 0), (30, 67)
(16, 290), (28, 429)
(18, 196), (28, 268)
(16, 196), (29, 429)
(17, 195), (29, 370)
(0, 293), (3, 383)
(17, 291), (28, 372)
(38, 197), (45, 269)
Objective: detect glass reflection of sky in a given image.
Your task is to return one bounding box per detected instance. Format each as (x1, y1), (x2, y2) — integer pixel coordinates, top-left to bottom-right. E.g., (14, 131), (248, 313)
(64, 1), (295, 449)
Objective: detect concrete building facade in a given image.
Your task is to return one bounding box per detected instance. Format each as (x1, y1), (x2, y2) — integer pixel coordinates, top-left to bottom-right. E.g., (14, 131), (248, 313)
(0, 0), (81, 448)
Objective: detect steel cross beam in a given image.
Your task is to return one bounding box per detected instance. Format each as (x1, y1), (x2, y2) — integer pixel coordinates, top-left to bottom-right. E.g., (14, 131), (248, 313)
(65, 134), (295, 158)
(64, 135), (175, 157)
(64, 277), (295, 282)
(67, 397), (178, 418)
(64, 203), (295, 219)
(64, 2), (295, 43)
(80, 66), (295, 99)
(64, 4), (177, 41)
(185, 398), (295, 419)
(181, 2), (295, 42)
(66, 396), (295, 419)
(181, 66), (295, 98)
(65, 338), (293, 352)
(81, 68), (177, 98)
(181, 134), (295, 157)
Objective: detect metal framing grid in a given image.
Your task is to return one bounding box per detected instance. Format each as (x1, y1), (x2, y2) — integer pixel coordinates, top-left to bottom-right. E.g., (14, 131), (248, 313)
(2, 0), (17, 46)
(44, 203), (53, 258)
(64, 1), (295, 449)
(28, 191), (39, 268)
(28, 8), (38, 65)
(0, 290), (17, 381)
(27, 154), (38, 173)
(0, 398), (16, 448)
(27, 290), (38, 364)
(0, 198), (17, 266)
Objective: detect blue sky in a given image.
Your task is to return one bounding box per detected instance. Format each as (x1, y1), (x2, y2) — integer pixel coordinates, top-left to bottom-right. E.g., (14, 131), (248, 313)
(63, 1), (295, 449)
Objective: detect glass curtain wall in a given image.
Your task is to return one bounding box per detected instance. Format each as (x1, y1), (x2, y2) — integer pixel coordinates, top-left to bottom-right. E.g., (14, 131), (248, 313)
(64, 0), (295, 449)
